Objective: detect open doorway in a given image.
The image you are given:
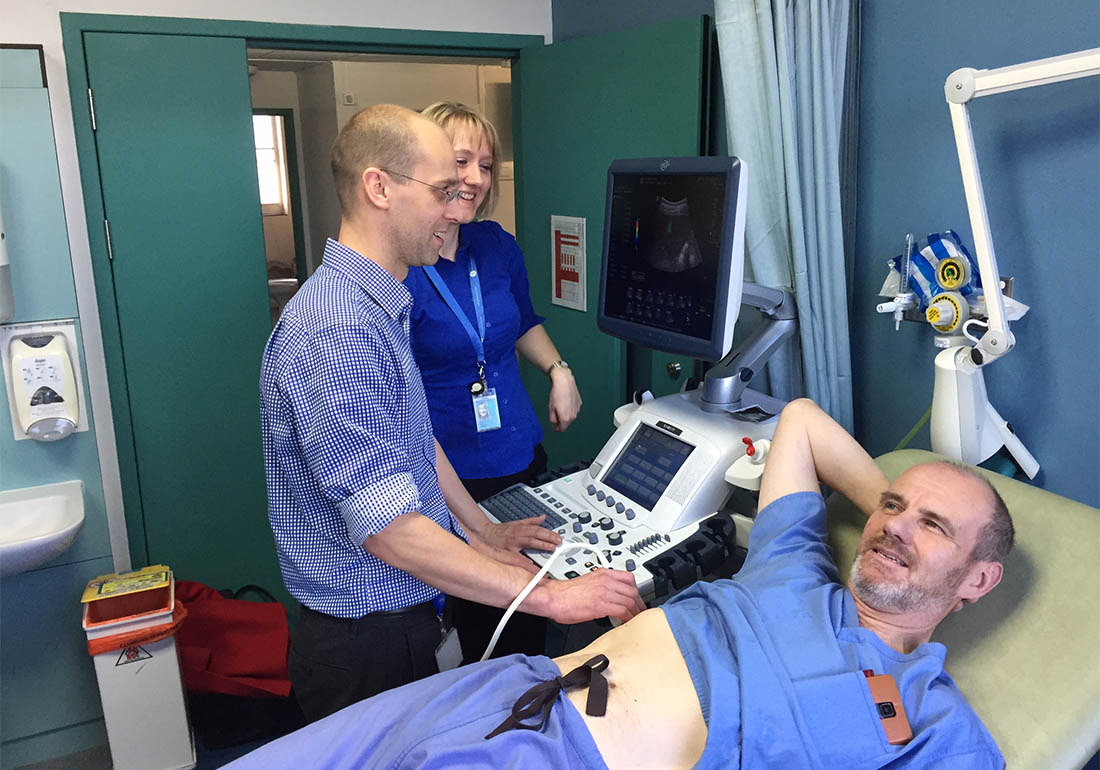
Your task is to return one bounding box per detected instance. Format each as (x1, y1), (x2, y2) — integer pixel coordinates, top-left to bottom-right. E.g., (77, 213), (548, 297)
(246, 50), (515, 322)
(252, 108), (307, 323)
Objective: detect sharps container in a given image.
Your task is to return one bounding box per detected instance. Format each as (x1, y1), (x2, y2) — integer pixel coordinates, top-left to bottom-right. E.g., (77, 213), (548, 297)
(82, 565), (195, 770)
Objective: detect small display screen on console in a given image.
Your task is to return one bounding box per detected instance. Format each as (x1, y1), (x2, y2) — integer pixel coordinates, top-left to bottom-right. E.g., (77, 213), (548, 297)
(602, 424), (694, 511)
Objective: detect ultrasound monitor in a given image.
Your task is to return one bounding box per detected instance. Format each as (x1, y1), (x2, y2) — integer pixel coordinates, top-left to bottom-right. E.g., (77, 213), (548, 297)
(597, 157), (747, 362)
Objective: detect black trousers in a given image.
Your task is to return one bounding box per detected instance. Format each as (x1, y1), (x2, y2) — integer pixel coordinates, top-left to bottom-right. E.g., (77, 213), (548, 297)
(291, 446), (552, 720)
(459, 443), (549, 502)
(289, 602), (441, 724)
(453, 443), (550, 663)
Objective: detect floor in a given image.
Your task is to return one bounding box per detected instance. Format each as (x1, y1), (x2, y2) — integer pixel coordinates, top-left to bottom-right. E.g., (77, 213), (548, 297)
(12, 690), (298, 770)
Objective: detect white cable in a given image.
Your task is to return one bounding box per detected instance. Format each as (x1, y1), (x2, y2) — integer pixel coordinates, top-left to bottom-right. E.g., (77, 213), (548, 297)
(479, 542), (611, 662)
(963, 317), (988, 346)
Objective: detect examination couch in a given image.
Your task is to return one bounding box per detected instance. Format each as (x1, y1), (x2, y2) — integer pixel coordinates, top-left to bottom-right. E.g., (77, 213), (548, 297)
(826, 449), (1100, 770)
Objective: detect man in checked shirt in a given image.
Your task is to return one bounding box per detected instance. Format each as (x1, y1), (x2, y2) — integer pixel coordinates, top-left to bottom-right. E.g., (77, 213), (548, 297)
(259, 104), (645, 723)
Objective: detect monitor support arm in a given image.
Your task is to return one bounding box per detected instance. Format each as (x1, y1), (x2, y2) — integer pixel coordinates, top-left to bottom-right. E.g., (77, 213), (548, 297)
(944, 48), (1100, 366)
(701, 283), (798, 412)
(931, 48), (1099, 479)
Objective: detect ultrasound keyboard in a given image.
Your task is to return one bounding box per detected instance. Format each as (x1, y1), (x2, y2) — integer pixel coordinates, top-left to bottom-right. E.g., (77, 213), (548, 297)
(479, 485), (568, 531)
(480, 478), (739, 601)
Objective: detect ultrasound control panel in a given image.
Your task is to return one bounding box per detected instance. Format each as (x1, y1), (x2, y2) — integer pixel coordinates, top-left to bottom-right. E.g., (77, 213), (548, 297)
(480, 388), (780, 599)
(482, 478), (701, 598)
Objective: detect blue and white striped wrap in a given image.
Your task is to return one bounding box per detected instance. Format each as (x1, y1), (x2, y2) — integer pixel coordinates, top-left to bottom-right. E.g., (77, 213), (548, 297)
(890, 230), (982, 309)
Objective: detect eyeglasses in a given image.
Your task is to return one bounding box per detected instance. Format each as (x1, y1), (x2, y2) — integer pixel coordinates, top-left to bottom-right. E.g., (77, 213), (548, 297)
(379, 168), (461, 203)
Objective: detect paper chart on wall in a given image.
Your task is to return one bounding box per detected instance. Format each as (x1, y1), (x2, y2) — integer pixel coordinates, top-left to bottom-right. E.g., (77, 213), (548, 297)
(550, 215), (587, 312)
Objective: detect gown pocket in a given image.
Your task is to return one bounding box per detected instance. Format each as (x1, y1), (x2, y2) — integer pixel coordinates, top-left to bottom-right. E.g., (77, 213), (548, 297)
(790, 670), (896, 768)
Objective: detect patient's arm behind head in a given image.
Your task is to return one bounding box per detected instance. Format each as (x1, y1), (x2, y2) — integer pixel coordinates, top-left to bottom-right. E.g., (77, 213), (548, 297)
(759, 399), (889, 517)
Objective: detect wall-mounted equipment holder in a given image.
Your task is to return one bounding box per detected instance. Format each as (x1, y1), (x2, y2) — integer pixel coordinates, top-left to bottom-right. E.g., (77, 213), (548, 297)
(1, 319), (88, 441)
(0, 203), (12, 322)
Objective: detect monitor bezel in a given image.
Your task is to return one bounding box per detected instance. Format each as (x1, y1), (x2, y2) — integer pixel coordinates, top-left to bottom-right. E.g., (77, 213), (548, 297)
(596, 156), (746, 362)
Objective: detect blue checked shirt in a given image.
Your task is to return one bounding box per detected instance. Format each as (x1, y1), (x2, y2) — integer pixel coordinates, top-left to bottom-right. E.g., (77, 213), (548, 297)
(260, 238), (466, 617)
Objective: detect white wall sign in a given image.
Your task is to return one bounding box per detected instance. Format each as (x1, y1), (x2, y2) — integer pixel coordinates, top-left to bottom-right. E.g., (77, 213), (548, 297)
(549, 215), (586, 312)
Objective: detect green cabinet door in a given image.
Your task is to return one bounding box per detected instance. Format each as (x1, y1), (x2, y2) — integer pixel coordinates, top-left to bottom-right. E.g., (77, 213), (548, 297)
(514, 16), (710, 466)
(84, 32), (281, 594)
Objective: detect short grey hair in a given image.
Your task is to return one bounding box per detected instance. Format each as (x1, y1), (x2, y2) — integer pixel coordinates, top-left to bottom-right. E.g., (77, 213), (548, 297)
(934, 460), (1014, 563)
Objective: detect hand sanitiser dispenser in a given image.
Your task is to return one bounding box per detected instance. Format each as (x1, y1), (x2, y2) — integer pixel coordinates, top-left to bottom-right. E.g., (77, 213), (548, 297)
(8, 333), (79, 441)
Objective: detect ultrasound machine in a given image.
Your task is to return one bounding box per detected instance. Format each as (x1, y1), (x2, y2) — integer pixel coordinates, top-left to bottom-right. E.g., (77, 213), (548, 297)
(481, 156), (798, 602)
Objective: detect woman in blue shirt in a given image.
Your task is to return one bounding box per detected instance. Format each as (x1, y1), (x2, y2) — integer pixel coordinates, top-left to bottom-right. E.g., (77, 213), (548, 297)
(407, 102), (582, 500)
(406, 102), (583, 660)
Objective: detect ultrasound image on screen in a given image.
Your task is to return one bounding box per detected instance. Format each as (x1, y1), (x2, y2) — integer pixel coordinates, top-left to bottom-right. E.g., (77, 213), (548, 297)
(604, 173), (727, 342)
(602, 424), (694, 511)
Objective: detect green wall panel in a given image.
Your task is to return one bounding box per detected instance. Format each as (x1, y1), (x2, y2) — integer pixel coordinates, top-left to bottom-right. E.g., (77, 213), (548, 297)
(514, 16), (708, 467)
(0, 556), (114, 754)
(83, 31), (280, 594)
(0, 47), (44, 89)
(0, 720), (107, 770)
(0, 48), (113, 764)
(0, 89), (78, 322)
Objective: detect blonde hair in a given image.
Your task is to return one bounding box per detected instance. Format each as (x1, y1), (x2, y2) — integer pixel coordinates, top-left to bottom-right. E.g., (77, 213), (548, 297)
(420, 101), (501, 219)
(330, 104), (423, 216)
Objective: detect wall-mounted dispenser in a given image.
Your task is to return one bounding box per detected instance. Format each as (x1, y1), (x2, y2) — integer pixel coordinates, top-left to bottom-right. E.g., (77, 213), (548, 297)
(2, 320), (87, 441)
(9, 334), (78, 440)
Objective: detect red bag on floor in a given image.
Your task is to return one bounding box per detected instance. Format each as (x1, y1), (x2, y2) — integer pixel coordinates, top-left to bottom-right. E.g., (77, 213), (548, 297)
(175, 581), (291, 698)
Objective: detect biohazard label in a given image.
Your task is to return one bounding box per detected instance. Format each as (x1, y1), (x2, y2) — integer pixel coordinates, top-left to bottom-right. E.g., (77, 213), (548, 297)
(116, 645), (152, 666)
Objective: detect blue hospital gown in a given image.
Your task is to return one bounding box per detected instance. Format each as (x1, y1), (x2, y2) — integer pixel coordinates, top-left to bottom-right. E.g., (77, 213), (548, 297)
(228, 492), (1004, 769)
(661, 491), (1004, 769)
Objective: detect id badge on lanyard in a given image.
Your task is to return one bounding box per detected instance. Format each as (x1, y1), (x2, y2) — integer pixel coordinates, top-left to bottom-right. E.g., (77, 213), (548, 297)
(425, 257), (501, 433)
(472, 389), (501, 432)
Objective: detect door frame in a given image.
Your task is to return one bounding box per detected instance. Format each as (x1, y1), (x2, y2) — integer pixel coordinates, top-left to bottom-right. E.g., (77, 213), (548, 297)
(60, 13), (542, 564)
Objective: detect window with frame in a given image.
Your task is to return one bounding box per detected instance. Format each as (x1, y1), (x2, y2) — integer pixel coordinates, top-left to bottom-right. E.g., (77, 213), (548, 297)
(253, 114), (289, 216)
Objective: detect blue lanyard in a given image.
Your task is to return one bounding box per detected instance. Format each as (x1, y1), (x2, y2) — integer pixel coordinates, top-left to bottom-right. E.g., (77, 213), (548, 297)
(424, 254), (486, 373)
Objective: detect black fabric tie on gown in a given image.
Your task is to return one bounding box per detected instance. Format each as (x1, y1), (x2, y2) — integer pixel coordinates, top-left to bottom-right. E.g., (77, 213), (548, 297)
(485, 654), (610, 739)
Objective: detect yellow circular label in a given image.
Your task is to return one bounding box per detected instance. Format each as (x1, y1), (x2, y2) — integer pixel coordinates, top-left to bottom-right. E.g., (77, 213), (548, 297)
(927, 293), (963, 332)
(938, 258), (966, 289)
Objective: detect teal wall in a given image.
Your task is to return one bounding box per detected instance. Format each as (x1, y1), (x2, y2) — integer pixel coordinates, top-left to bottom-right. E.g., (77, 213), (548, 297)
(552, 1), (1100, 507)
(554, 2), (728, 162)
(0, 47), (111, 767)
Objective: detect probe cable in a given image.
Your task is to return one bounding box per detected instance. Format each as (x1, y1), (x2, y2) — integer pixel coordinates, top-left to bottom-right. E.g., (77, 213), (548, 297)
(480, 542), (612, 662)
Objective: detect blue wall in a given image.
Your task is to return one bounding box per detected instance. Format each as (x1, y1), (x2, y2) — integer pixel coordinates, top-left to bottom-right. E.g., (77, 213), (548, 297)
(852, 0), (1099, 506)
(0, 47), (112, 767)
(553, 0), (1100, 507)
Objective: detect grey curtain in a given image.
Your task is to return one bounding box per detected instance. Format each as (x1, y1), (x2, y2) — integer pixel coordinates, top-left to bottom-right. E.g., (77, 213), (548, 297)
(714, 0), (857, 430)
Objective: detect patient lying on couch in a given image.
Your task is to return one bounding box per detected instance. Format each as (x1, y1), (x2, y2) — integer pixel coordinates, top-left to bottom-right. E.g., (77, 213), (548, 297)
(229, 398), (1010, 769)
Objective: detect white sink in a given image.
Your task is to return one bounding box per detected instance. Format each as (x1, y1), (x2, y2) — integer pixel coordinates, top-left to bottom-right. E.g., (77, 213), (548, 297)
(0, 480), (85, 576)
